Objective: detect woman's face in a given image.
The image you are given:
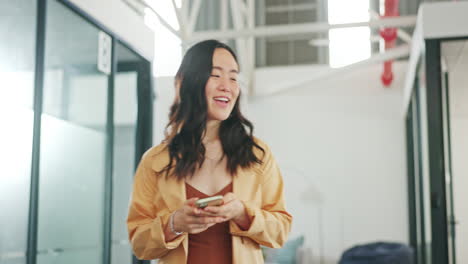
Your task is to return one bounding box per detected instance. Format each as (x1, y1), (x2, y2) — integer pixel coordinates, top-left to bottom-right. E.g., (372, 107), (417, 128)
(205, 48), (240, 121)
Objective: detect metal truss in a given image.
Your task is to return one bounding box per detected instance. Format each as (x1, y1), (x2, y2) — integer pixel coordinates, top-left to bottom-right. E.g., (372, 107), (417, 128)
(139, 0), (417, 95)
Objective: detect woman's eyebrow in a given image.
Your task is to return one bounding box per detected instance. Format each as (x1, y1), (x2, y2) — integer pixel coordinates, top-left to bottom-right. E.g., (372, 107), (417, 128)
(212, 66), (239, 74)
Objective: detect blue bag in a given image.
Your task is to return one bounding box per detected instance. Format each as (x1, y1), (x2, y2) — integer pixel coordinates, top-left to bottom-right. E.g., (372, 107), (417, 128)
(339, 242), (413, 264)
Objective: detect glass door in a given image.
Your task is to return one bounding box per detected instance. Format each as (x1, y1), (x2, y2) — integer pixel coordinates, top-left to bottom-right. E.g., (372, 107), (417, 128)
(0, 1), (37, 263)
(112, 41), (153, 264)
(406, 30), (468, 264)
(410, 63), (432, 264)
(0, 1), (154, 264)
(37, 1), (109, 263)
(111, 42), (141, 264)
(441, 65), (456, 264)
(416, 57), (433, 264)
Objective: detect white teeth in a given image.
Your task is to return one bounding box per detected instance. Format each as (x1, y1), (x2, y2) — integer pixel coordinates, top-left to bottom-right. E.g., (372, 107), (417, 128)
(214, 97), (229, 102)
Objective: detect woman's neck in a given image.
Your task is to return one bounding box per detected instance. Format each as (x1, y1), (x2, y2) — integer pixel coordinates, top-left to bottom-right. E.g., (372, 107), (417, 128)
(203, 120), (221, 144)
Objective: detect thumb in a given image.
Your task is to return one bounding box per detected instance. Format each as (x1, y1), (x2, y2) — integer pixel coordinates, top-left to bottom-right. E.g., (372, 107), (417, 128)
(185, 197), (199, 206)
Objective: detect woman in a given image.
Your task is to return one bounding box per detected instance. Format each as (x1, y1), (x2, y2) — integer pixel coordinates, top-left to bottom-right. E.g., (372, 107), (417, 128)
(127, 40), (292, 264)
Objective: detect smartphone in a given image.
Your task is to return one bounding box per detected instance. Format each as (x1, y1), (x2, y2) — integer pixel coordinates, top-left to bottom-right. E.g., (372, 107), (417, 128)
(195, 195), (224, 208)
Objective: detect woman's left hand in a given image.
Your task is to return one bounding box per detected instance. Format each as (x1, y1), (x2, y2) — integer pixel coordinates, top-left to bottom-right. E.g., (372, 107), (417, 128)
(202, 192), (251, 229)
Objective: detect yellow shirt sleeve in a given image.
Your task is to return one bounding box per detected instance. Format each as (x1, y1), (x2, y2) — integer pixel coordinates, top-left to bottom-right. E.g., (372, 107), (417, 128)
(230, 143), (293, 248)
(127, 155), (186, 260)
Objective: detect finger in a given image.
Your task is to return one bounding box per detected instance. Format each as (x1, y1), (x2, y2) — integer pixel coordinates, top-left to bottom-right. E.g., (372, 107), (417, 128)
(188, 226), (205, 233)
(203, 205), (222, 214)
(191, 218), (223, 231)
(185, 205), (203, 216)
(207, 222), (217, 227)
(216, 216), (228, 223)
(193, 216), (218, 225)
(187, 215), (212, 225)
(190, 224), (215, 234)
(223, 192), (236, 203)
(193, 221), (217, 230)
(208, 201), (233, 213)
(197, 209), (218, 217)
(189, 223), (208, 230)
(185, 197), (199, 206)
(209, 203), (237, 220)
(186, 215), (205, 225)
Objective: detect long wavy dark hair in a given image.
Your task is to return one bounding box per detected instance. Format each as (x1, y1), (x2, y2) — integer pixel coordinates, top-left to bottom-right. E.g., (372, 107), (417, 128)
(162, 40), (264, 180)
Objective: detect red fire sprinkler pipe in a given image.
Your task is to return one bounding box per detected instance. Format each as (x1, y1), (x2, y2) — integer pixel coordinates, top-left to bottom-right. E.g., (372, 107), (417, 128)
(379, 0), (399, 86)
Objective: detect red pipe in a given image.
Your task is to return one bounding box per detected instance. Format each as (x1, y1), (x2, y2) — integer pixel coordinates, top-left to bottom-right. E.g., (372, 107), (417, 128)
(379, 0), (399, 87)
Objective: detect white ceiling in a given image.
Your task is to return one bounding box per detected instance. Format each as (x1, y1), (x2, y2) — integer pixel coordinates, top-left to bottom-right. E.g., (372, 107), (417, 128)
(442, 39), (468, 72)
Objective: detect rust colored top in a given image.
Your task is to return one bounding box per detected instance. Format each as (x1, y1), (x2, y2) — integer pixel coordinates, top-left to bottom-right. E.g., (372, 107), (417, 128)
(185, 182), (233, 264)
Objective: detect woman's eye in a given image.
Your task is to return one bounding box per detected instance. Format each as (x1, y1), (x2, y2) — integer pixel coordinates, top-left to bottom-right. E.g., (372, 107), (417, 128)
(230, 78), (237, 82)
(210, 75), (220, 78)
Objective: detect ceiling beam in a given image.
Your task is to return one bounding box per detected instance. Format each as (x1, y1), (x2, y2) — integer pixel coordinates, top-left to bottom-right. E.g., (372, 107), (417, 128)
(369, 10), (412, 44)
(187, 0), (202, 36)
(189, 15), (417, 41)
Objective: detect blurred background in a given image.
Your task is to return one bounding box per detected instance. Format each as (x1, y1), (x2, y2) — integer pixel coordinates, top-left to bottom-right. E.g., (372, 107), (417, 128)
(1, 0), (467, 263)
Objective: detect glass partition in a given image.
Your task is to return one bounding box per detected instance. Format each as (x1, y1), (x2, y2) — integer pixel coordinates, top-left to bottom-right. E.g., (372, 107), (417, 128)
(0, 1), (37, 264)
(0, 1), (153, 264)
(407, 60), (432, 264)
(37, 1), (108, 263)
(416, 56), (433, 264)
(111, 42), (140, 264)
(408, 37), (468, 264)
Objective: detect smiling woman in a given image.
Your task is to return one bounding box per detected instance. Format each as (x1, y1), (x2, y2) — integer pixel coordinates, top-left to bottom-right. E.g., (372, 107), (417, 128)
(127, 40), (292, 264)
(205, 49), (240, 125)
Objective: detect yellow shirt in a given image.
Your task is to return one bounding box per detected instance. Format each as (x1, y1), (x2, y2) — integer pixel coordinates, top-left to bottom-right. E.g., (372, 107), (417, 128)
(127, 138), (292, 264)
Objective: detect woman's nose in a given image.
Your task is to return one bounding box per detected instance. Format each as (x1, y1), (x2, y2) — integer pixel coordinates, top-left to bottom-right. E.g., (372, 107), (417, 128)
(219, 77), (231, 92)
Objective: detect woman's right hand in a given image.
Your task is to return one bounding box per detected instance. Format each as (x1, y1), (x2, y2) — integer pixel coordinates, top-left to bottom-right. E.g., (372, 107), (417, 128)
(172, 198), (224, 234)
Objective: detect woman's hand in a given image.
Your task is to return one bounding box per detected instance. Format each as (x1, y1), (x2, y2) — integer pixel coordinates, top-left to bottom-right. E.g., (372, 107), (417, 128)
(201, 192), (251, 230)
(172, 198), (225, 234)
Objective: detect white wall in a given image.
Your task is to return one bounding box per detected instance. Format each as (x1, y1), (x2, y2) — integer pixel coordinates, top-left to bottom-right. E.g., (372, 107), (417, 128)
(449, 57), (468, 264)
(153, 77), (176, 145)
(451, 118), (468, 264)
(247, 62), (409, 263)
(153, 62), (409, 263)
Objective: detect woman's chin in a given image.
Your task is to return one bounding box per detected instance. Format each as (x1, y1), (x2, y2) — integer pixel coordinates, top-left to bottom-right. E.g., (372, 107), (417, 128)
(208, 113), (231, 122)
